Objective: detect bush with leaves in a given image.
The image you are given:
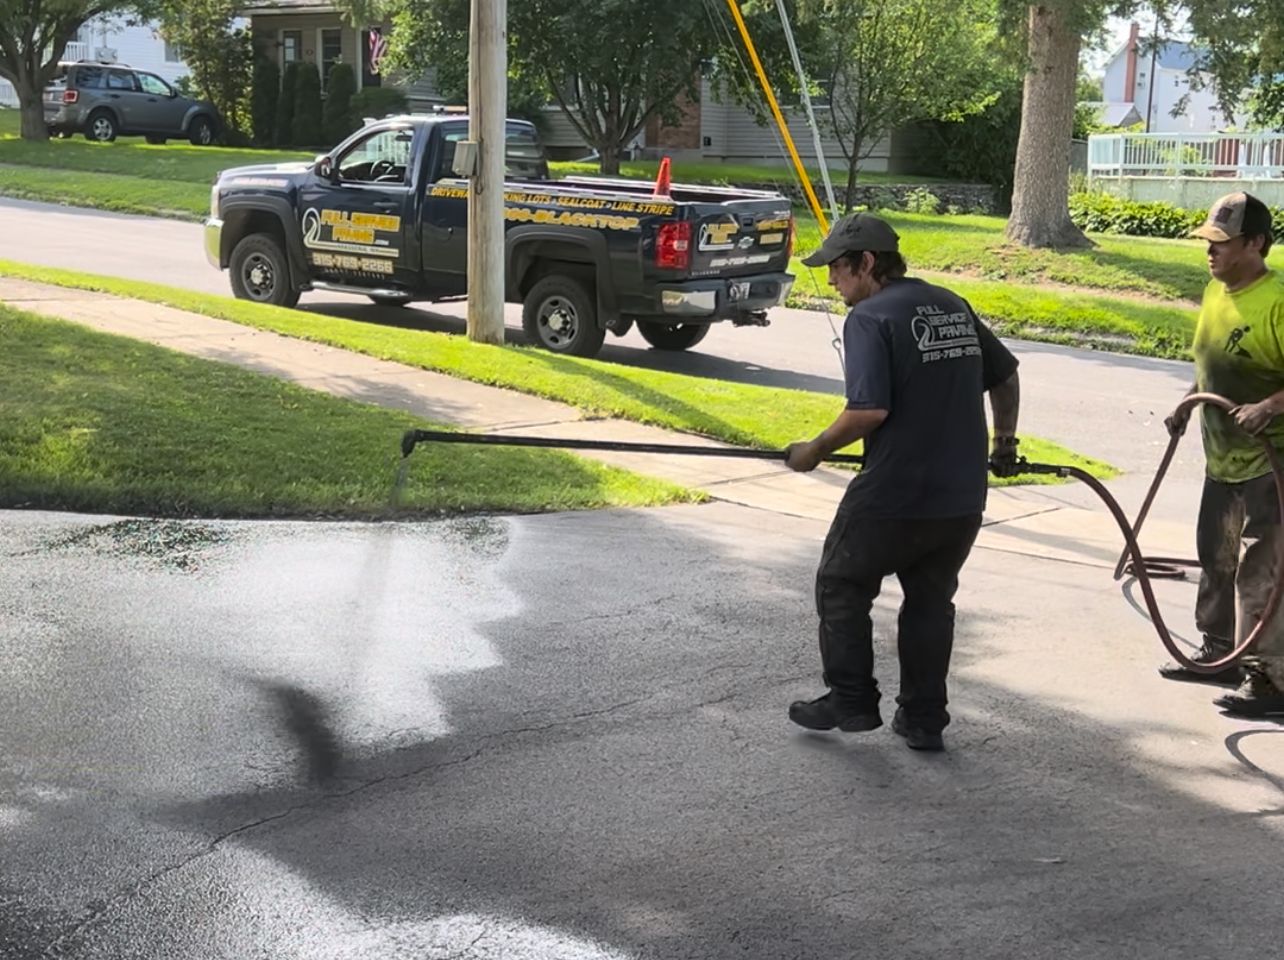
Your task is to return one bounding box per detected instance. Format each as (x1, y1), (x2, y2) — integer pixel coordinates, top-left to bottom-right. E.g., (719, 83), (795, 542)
(251, 54), (280, 146)
(292, 62), (324, 147)
(1068, 192), (1284, 243)
(324, 63), (357, 143)
(275, 62), (300, 146)
(349, 87), (409, 125)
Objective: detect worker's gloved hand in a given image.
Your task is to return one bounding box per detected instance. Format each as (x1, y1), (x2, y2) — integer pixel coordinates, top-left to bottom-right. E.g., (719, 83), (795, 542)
(989, 436), (1022, 478)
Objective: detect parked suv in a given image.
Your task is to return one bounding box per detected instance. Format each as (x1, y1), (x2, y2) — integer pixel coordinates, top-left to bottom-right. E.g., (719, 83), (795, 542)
(44, 61), (219, 145)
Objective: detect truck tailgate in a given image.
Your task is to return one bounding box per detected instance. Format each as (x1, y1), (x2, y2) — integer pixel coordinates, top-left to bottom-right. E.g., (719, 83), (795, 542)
(689, 200), (793, 279)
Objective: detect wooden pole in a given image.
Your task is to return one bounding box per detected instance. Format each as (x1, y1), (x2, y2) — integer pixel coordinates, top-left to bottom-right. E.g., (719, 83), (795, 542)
(467, 0), (507, 344)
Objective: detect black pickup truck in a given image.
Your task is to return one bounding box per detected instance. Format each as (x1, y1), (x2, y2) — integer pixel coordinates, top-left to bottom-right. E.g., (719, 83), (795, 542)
(204, 113), (796, 357)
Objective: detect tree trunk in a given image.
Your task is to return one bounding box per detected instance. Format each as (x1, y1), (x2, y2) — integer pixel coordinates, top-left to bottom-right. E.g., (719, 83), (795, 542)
(843, 145), (860, 214)
(1006, 4), (1091, 248)
(599, 144), (620, 176)
(20, 92), (49, 141)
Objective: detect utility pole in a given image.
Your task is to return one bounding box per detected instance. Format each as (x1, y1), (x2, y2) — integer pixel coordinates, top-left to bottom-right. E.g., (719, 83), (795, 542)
(466, 0), (507, 345)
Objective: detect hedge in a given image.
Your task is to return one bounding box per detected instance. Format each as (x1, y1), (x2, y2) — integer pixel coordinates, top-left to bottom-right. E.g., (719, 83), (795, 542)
(1069, 192), (1284, 242)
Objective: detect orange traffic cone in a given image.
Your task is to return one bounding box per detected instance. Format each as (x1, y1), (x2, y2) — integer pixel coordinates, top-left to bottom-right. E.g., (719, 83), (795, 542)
(653, 155), (672, 198)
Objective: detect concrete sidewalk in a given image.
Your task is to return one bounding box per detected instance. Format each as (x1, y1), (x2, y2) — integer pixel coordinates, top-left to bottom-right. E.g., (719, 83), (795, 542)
(1, 277), (1198, 570)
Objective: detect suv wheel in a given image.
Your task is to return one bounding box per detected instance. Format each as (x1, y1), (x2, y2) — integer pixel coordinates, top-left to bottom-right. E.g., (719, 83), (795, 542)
(636, 320), (710, 351)
(229, 233), (300, 308)
(522, 274), (606, 357)
(188, 116), (214, 146)
(85, 111), (117, 143)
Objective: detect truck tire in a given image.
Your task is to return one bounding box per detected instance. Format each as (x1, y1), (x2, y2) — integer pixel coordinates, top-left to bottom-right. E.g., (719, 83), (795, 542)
(229, 233), (300, 308)
(636, 320), (710, 351)
(522, 274), (606, 357)
(85, 110), (117, 142)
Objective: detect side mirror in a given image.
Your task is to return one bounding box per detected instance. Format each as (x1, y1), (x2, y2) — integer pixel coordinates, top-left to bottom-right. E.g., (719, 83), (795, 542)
(315, 155), (334, 180)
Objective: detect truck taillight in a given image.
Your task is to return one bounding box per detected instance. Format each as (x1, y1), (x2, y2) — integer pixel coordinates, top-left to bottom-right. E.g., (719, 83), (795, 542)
(62, 89), (78, 104)
(656, 221), (690, 270)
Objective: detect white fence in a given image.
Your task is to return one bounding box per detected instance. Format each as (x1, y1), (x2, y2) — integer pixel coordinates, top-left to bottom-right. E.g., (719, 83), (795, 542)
(1089, 132), (1284, 180)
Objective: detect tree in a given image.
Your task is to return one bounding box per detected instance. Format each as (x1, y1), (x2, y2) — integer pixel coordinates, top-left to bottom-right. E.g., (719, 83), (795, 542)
(363, 0), (716, 174)
(275, 61), (299, 147)
(808, 0), (999, 211)
(712, 0), (999, 211)
(292, 61), (323, 146)
(156, 0), (253, 142)
(251, 51), (280, 146)
(324, 62), (357, 142)
(0, 0), (140, 140)
(1184, 0), (1284, 130)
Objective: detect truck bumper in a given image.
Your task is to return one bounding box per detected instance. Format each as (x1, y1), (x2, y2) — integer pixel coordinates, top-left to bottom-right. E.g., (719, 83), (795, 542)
(658, 272), (793, 319)
(204, 218), (224, 269)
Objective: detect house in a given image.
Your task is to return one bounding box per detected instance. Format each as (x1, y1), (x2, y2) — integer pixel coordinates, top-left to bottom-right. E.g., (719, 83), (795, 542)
(239, 0), (442, 108)
(0, 17), (192, 107)
(1100, 21), (1241, 133)
(239, 1), (923, 175)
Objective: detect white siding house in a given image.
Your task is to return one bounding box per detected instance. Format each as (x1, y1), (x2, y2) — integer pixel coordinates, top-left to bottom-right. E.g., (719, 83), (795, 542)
(1100, 21), (1242, 133)
(0, 18), (191, 108)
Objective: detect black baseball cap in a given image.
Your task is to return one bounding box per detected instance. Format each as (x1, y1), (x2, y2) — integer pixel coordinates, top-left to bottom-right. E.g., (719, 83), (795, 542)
(801, 213), (900, 266)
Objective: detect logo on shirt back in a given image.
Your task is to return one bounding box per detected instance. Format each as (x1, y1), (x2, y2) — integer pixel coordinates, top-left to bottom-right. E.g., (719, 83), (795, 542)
(1225, 326), (1252, 358)
(912, 305), (981, 364)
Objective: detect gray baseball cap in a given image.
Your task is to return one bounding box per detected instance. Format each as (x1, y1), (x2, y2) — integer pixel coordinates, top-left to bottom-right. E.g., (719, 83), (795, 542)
(1191, 191), (1272, 243)
(801, 212), (900, 266)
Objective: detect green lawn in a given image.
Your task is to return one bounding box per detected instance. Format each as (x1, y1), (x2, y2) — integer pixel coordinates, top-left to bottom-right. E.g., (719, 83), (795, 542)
(0, 164), (211, 218)
(0, 303), (696, 518)
(0, 260), (1116, 486)
(792, 212), (1213, 304)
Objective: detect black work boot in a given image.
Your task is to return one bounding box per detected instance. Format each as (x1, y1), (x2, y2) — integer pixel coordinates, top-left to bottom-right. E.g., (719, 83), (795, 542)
(788, 693), (882, 732)
(1214, 667), (1284, 717)
(891, 709), (945, 751)
(1158, 641), (1242, 686)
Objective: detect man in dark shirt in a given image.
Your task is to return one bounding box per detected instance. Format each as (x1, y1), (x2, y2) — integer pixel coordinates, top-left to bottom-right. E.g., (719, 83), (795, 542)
(784, 213), (1022, 751)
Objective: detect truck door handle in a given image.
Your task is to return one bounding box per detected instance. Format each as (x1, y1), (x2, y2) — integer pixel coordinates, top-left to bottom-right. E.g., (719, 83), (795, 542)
(372, 200), (400, 210)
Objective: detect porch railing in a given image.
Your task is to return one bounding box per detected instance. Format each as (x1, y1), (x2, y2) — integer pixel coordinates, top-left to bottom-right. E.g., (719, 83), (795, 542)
(1088, 132), (1284, 180)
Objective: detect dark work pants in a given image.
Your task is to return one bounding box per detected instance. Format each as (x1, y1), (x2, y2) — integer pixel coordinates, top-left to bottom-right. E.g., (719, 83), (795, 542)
(815, 510), (982, 734)
(1196, 474), (1284, 686)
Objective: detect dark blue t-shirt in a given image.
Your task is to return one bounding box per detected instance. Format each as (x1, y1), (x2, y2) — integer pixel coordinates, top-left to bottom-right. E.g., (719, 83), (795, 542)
(841, 277), (1018, 519)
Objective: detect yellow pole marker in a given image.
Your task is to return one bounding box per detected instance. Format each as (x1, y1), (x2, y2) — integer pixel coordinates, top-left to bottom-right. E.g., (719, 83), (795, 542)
(723, 0), (830, 233)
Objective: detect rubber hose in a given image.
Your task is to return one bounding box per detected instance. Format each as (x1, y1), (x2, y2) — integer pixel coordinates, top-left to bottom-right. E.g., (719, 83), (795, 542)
(1059, 392), (1284, 674)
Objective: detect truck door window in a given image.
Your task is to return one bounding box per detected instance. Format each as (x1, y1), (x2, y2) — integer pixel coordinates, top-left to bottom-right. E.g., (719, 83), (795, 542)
(336, 128), (414, 185)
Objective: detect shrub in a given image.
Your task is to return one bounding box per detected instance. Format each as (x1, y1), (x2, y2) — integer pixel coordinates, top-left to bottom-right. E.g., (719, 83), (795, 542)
(1068, 192), (1284, 243)
(292, 61), (324, 147)
(904, 188), (942, 215)
(349, 86), (409, 126)
(251, 54), (280, 146)
(324, 63), (357, 143)
(274, 62), (299, 147)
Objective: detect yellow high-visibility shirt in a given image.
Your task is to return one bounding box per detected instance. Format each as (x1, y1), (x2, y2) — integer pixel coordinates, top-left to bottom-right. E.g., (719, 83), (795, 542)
(1192, 270), (1284, 482)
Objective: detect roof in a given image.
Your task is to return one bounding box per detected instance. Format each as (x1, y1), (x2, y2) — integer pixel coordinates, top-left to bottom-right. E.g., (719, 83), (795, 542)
(1081, 101), (1144, 127)
(239, 0), (340, 14)
(1105, 36), (1204, 74)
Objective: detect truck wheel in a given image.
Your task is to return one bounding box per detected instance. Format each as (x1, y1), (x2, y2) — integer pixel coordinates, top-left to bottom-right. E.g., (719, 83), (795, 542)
(85, 110), (117, 142)
(522, 275), (606, 357)
(636, 320), (710, 351)
(229, 233), (300, 308)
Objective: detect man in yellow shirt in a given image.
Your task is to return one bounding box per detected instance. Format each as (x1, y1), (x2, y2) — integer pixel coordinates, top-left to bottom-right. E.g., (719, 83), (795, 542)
(1161, 192), (1284, 717)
